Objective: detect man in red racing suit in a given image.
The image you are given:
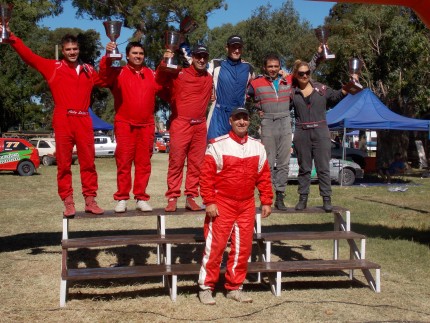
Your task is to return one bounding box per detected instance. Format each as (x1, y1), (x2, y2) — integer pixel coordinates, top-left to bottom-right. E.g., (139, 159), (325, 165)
(99, 41), (164, 213)
(198, 107), (272, 305)
(156, 44), (213, 212)
(6, 26), (106, 217)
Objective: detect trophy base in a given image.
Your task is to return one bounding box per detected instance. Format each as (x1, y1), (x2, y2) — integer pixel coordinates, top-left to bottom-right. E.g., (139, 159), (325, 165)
(0, 38), (13, 44)
(108, 53), (122, 60)
(343, 81), (363, 95)
(166, 64), (180, 69)
(324, 54), (336, 59)
(158, 64), (182, 73)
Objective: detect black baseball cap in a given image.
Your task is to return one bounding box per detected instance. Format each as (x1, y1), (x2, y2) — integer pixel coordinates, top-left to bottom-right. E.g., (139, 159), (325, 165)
(227, 35), (243, 46)
(192, 44), (209, 55)
(230, 106), (249, 117)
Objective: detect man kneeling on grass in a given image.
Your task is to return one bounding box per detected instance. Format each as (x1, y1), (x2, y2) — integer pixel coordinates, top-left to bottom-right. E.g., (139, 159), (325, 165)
(197, 107), (273, 305)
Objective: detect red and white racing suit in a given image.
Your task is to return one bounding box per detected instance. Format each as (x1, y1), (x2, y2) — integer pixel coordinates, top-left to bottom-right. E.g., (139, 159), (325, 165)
(156, 64), (213, 198)
(198, 131), (273, 291)
(10, 35), (105, 200)
(99, 57), (163, 201)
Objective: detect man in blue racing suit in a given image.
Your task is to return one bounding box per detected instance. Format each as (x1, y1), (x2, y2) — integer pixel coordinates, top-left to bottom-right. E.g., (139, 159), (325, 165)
(206, 35), (254, 141)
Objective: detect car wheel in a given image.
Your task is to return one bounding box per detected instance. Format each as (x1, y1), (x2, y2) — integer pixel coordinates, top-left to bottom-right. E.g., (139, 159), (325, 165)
(42, 155), (53, 166)
(338, 168), (355, 186)
(17, 161), (35, 176)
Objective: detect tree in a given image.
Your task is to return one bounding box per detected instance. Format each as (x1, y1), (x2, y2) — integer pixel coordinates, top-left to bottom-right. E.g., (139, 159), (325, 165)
(71, 0), (226, 63)
(0, 1), (109, 133)
(0, 0), (65, 132)
(205, 1), (317, 137)
(69, 0), (227, 120)
(322, 4), (430, 162)
(243, 0), (315, 74)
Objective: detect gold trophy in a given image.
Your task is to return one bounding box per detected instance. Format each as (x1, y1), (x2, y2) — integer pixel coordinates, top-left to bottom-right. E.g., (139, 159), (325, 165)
(342, 58), (364, 95)
(314, 26), (335, 59)
(103, 20), (123, 60)
(0, 3), (13, 44)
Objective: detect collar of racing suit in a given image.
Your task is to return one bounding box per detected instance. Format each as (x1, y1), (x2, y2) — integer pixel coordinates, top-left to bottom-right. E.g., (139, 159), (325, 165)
(188, 64), (209, 77)
(229, 130), (248, 145)
(126, 64), (145, 77)
(227, 57), (241, 66)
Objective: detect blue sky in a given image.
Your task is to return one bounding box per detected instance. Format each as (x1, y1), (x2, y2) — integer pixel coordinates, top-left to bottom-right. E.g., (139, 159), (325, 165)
(40, 0), (336, 52)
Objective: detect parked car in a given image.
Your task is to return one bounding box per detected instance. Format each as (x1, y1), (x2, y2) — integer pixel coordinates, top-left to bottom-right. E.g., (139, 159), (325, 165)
(287, 154), (364, 186)
(154, 137), (170, 153)
(29, 138), (78, 166)
(0, 138), (40, 176)
(94, 135), (116, 156)
(331, 140), (367, 168)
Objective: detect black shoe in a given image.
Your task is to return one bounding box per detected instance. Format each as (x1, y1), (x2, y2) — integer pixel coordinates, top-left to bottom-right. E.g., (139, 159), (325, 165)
(295, 194), (308, 210)
(322, 196), (333, 212)
(275, 191), (288, 211)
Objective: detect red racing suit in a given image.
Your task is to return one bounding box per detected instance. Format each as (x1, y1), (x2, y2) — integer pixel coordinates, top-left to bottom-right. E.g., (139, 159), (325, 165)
(99, 56), (163, 201)
(198, 131), (273, 291)
(10, 35), (105, 200)
(156, 64), (213, 198)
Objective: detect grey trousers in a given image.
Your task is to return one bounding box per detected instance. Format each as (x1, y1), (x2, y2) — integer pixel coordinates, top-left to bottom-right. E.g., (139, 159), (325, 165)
(261, 116), (292, 193)
(293, 127), (332, 197)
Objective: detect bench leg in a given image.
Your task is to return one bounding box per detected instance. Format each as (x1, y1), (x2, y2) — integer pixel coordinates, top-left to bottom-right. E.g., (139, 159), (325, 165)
(169, 275), (178, 301)
(266, 242), (271, 262)
(62, 218), (69, 240)
(362, 268), (379, 293)
(60, 279), (68, 307)
(275, 272), (282, 296)
(267, 272), (282, 296)
(254, 211), (261, 234)
(375, 268), (381, 293)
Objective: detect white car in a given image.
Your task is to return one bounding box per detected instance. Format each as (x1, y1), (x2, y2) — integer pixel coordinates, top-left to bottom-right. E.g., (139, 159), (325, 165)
(288, 155), (364, 186)
(29, 137), (78, 166)
(94, 136), (116, 157)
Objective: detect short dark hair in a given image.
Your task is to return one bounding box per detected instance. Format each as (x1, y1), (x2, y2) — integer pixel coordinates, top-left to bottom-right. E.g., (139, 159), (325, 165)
(61, 34), (79, 47)
(263, 53), (280, 67)
(126, 42), (144, 55)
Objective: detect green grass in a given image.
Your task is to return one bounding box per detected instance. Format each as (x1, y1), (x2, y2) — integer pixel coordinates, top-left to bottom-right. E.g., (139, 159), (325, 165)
(0, 153), (429, 322)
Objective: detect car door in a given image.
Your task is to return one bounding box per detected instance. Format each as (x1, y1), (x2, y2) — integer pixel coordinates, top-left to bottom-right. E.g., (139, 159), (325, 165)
(36, 140), (55, 158)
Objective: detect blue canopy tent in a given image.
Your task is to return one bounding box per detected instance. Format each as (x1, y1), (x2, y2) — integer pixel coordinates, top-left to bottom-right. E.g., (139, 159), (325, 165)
(327, 89), (430, 132)
(89, 108), (113, 131)
(326, 89), (430, 183)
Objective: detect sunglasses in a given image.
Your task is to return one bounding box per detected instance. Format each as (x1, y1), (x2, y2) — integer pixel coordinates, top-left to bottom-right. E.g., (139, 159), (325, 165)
(297, 70), (311, 77)
(193, 53), (209, 60)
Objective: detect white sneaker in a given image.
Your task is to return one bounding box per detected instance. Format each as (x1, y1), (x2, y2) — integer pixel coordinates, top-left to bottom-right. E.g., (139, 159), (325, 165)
(114, 200), (127, 213)
(226, 289), (252, 303)
(136, 200), (152, 212)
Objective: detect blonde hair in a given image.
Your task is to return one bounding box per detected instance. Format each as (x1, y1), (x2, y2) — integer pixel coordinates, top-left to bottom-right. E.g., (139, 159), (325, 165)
(292, 59), (310, 75)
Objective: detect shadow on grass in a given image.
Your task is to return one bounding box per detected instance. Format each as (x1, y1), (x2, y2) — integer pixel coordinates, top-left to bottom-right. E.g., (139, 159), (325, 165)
(66, 273), (368, 304)
(1, 221), (429, 256)
(355, 196), (429, 213)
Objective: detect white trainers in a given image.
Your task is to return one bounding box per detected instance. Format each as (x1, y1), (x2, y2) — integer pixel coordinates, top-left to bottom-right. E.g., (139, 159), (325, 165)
(114, 200), (127, 213)
(136, 200), (152, 212)
(198, 289), (216, 305)
(226, 289), (252, 303)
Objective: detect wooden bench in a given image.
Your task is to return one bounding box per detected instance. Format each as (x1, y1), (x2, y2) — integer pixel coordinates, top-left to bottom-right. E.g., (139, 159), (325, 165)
(256, 231), (366, 261)
(60, 206), (381, 307)
(62, 259), (380, 302)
